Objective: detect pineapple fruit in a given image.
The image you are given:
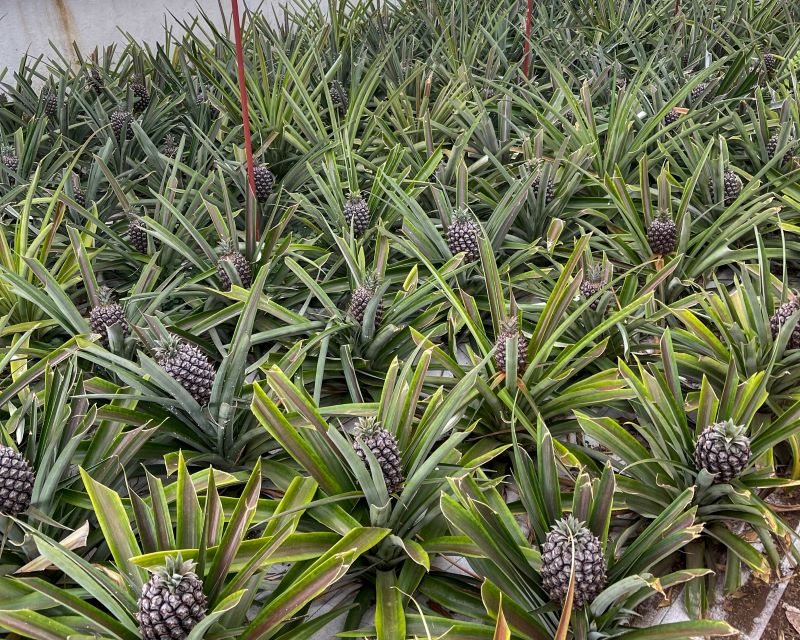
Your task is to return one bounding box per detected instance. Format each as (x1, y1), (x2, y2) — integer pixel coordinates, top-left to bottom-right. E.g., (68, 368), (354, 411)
(662, 108), (680, 127)
(446, 208), (481, 262)
(540, 516), (607, 608)
(89, 286), (129, 348)
(352, 417), (404, 493)
(0, 445), (35, 515)
(764, 52), (778, 74)
(216, 240), (252, 290)
(494, 317), (527, 375)
(2, 146), (18, 173)
(162, 134), (178, 159)
(138, 555), (208, 640)
(344, 193), (370, 236)
(348, 273), (383, 326)
(647, 211), (677, 255)
(155, 336), (216, 406)
(694, 420), (751, 483)
(770, 299), (800, 349)
(580, 265), (605, 310)
(330, 81), (348, 114)
(131, 78), (150, 113)
(709, 169), (742, 206)
(111, 110), (134, 141)
(767, 134), (794, 165)
(129, 214), (150, 253)
(253, 164), (275, 202)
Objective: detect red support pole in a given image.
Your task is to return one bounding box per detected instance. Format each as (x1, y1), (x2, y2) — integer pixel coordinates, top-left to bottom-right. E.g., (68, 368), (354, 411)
(523, 0), (532, 78)
(231, 0), (258, 242)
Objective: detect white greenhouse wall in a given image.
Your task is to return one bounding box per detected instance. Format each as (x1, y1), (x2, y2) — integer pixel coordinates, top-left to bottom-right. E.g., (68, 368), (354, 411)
(0, 0), (263, 74)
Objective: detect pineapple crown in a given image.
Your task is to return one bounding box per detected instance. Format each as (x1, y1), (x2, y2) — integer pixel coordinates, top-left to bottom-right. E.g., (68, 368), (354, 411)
(1, 145), (15, 157)
(655, 209), (672, 222)
(550, 515), (592, 540)
(217, 238), (239, 256)
(149, 553), (201, 591)
(154, 334), (184, 360)
(353, 416), (382, 438)
(359, 272), (381, 294)
(451, 207), (476, 225)
(163, 133), (176, 145)
(96, 286), (117, 307)
(346, 190), (363, 202)
(499, 316), (520, 336)
(585, 263), (604, 283)
(706, 419), (749, 445)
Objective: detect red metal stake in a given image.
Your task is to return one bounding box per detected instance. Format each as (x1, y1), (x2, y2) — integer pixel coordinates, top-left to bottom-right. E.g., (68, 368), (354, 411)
(523, 0), (532, 78)
(231, 0), (258, 247)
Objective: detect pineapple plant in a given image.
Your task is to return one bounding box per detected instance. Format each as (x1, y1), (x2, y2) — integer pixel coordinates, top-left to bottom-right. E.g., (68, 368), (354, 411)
(1, 145), (18, 173)
(647, 210), (677, 255)
(216, 239), (252, 290)
(352, 417), (404, 493)
(128, 214), (150, 253)
(0, 445), (35, 516)
(110, 109), (134, 141)
(446, 208), (481, 261)
(540, 516), (607, 608)
(89, 286), (129, 348)
(709, 168), (742, 206)
(770, 298), (800, 349)
(130, 78), (150, 113)
(137, 555), (208, 640)
(348, 273), (383, 326)
(253, 164), (275, 202)
(330, 80), (348, 114)
(155, 336), (216, 406)
(580, 264), (605, 309)
(694, 419), (751, 483)
(343, 192), (370, 236)
(494, 317), (527, 375)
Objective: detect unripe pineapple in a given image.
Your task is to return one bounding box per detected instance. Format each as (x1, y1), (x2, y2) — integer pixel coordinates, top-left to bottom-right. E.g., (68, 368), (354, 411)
(138, 555), (208, 640)
(88, 67), (104, 94)
(532, 175), (555, 205)
(110, 110), (134, 141)
(43, 91), (58, 118)
(128, 215), (150, 253)
(352, 417), (404, 493)
(767, 134), (794, 165)
(764, 52), (779, 74)
(694, 420), (751, 483)
(709, 169), (742, 207)
(494, 317), (527, 375)
(162, 134), (178, 159)
(446, 208), (480, 262)
(344, 193), (370, 236)
(647, 211), (677, 255)
(253, 164), (275, 202)
(348, 273), (383, 327)
(330, 81), (348, 114)
(769, 299), (800, 350)
(0, 445), (35, 516)
(2, 146), (18, 173)
(216, 240), (252, 290)
(662, 108), (680, 127)
(131, 79), (150, 113)
(155, 336), (216, 406)
(89, 286), (129, 348)
(689, 83), (708, 105)
(73, 184), (86, 208)
(580, 265), (605, 310)
(540, 516), (607, 608)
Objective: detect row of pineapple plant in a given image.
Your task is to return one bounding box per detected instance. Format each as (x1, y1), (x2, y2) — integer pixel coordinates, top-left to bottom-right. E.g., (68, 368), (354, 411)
(0, 0), (798, 637)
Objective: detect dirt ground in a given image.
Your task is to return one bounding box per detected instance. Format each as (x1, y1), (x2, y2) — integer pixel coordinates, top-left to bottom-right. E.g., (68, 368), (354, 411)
(762, 574), (800, 639)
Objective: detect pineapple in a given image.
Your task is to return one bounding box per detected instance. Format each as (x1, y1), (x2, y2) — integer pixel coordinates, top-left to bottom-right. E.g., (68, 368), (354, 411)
(694, 420), (751, 483)
(216, 240), (252, 290)
(138, 555), (207, 640)
(110, 110), (134, 141)
(43, 90), (58, 118)
(580, 265), (605, 310)
(767, 134), (794, 165)
(352, 417), (404, 493)
(0, 445), (35, 516)
(253, 164), (275, 202)
(662, 108), (680, 127)
(709, 169), (742, 207)
(88, 67), (103, 94)
(689, 82), (708, 105)
(89, 287), (129, 348)
(73, 184), (86, 208)
(131, 78), (150, 113)
(330, 81), (348, 114)
(494, 317), (527, 375)
(348, 273), (383, 327)
(155, 336), (216, 406)
(128, 214), (150, 253)
(769, 299), (800, 350)
(446, 208), (481, 262)
(2, 146), (18, 173)
(531, 168), (555, 205)
(162, 134), (178, 159)
(647, 211), (677, 255)
(764, 52), (778, 74)
(344, 193), (370, 236)
(540, 516), (607, 608)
